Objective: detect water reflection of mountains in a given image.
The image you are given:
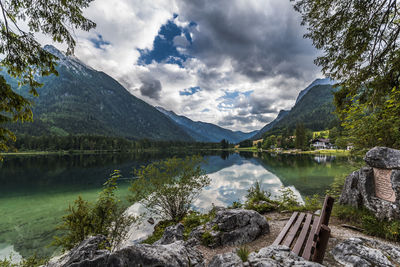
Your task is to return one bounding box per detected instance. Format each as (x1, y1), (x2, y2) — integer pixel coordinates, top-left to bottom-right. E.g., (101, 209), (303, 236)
(0, 151), (358, 198)
(0, 151), (220, 197)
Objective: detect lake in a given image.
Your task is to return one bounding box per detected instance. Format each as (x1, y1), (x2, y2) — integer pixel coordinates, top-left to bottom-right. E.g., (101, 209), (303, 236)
(0, 151), (360, 261)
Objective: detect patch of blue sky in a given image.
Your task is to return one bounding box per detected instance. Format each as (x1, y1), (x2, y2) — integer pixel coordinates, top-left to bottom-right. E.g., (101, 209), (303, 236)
(90, 34), (111, 49)
(201, 108), (210, 112)
(217, 90), (254, 110)
(180, 86), (201, 96)
(138, 17), (194, 67)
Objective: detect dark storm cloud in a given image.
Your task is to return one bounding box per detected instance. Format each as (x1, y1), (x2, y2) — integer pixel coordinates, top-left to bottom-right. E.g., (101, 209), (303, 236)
(250, 97), (277, 114)
(177, 0), (319, 82)
(139, 75), (162, 100)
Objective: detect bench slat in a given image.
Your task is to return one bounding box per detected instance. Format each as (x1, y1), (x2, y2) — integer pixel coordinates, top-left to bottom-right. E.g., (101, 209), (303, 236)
(292, 213), (313, 255)
(283, 212), (306, 247)
(272, 212), (298, 246)
(302, 215), (320, 260)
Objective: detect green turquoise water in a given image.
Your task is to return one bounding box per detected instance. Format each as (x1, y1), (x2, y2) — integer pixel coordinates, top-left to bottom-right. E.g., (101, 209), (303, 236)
(0, 151), (360, 261)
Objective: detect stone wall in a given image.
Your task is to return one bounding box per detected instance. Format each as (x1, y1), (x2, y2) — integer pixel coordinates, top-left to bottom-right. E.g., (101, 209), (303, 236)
(340, 147), (400, 220)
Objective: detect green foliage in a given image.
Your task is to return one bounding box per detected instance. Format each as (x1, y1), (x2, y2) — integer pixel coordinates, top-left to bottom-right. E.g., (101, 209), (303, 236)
(278, 187), (300, 208)
(143, 209), (217, 244)
(201, 231), (214, 246)
(0, 254), (47, 267)
(228, 201), (243, 209)
(244, 181), (280, 213)
(236, 246), (250, 262)
(340, 88), (400, 149)
(292, 0), (400, 150)
(262, 135), (277, 150)
(264, 85), (340, 139)
(295, 123), (307, 150)
(141, 220), (175, 245)
(220, 139), (229, 149)
(239, 139), (253, 148)
(0, 0), (96, 157)
(246, 181), (271, 203)
(53, 170), (135, 251)
(333, 205), (400, 242)
(130, 156), (210, 221)
(244, 181), (322, 213)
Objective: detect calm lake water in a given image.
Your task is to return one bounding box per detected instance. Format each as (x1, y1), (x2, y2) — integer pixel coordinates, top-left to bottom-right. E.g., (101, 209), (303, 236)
(0, 151), (360, 260)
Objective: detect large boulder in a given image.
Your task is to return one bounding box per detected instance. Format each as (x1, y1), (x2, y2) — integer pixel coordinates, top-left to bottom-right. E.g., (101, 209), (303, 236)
(46, 238), (204, 267)
(46, 235), (110, 267)
(208, 252), (243, 267)
(154, 223), (184, 245)
(106, 241), (204, 267)
(190, 208), (269, 248)
(331, 237), (400, 266)
(340, 147), (400, 220)
(365, 147), (400, 169)
(248, 245), (323, 266)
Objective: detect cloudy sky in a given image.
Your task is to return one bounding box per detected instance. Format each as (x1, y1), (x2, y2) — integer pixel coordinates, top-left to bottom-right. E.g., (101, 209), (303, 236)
(47, 0), (323, 132)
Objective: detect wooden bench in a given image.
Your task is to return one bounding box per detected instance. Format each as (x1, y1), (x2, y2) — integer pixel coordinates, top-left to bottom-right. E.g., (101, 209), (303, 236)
(273, 195), (334, 264)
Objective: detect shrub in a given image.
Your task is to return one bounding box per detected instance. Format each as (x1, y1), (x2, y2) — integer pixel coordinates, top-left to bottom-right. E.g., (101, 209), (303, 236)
(229, 201), (243, 209)
(142, 220), (175, 244)
(245, 199), (277, 214)
(142, 208), (218, 244)
(278, 187), (300, 209)
(0, 254), (47, 267)
(201, 231), (214, 246)
(246, 181), (270, 202)
(130, 156), (210, 221)
(333, 204), (400, 242)
(53, 170), (135, 251)
(237, 246), (250, 262)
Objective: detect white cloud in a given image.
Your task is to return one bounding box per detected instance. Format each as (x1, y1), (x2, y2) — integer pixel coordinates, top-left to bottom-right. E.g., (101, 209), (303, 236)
(39, 0), (322, 132)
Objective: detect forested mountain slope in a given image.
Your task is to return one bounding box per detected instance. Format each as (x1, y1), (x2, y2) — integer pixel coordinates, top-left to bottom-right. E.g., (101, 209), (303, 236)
(6, 45), (193, 141)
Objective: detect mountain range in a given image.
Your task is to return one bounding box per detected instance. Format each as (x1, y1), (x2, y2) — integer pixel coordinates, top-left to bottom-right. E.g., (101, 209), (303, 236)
(6, 45), (192, 141)
(156, 107), (257, 143)
(253, 80), (339, 139)
(6, 45), (339, 144)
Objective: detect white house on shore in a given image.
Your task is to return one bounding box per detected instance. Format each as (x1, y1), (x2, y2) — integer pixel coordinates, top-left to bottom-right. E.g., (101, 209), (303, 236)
(311, 138), (335, 149)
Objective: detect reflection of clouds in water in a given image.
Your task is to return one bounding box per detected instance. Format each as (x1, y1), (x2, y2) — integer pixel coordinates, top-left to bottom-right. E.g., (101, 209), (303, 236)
(122, 203), (156, 247)
(194, 160), (303, 211)
(123, 157), (304, 245)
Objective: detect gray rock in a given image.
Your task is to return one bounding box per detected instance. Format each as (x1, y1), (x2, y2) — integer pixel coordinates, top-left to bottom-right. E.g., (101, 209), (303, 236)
(46, 235), (110, 267)
(190, 208), (269, 248)
(365, 147), (400, 169)
(248, 245), (323, 266)
(106, 240), (204, 267)
(47, 239), (204, 267)
(154, 223), (184, 245)
(331, 237), (400, 266)
(208, 252), (244, 267)
(340, 147), (400, 220)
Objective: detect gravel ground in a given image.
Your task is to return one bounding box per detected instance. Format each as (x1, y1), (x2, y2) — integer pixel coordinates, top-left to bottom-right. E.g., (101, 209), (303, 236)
(195, 212), (400, 266)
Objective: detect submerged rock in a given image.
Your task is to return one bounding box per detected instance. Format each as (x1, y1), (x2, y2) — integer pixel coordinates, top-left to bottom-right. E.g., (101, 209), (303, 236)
(190, 208), (269, 248)
(331, 237), (400, 266)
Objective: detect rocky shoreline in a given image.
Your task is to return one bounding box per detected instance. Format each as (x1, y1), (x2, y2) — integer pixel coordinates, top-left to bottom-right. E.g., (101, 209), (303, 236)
(45, 207), (400, 267)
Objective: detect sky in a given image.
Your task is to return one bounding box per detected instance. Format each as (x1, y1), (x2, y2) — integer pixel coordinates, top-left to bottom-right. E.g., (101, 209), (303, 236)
(43, 0), (323, 132)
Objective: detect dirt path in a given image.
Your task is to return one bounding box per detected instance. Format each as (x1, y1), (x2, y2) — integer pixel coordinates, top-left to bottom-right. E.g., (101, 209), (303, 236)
(196, 212), (400, 266)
